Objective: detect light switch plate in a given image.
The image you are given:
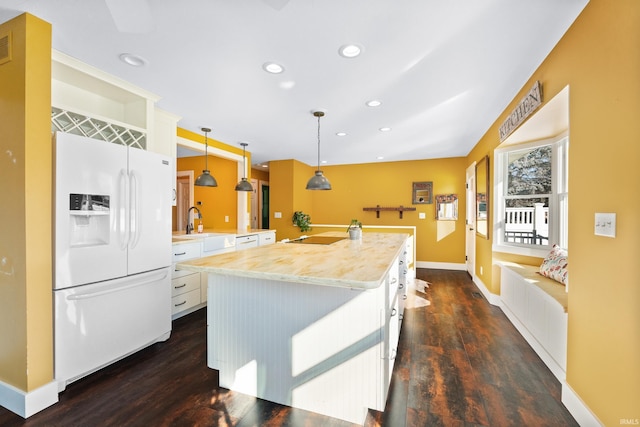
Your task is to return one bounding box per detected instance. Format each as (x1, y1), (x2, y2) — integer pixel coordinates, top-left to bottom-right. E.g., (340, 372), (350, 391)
(419, 212), (426, 219)
(274, 212), (282, 219)
(594, 212), (616, 238)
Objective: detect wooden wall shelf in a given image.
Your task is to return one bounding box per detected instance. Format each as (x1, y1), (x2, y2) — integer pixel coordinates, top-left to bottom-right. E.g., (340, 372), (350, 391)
(363, 205), (416, 219)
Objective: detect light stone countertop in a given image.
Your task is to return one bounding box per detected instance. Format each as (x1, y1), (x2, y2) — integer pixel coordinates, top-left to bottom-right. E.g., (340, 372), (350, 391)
(172, 228), (275, 245)
(176, 231), (408, 290)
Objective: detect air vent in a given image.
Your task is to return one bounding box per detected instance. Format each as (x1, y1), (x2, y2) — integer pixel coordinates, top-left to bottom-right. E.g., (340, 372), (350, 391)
(0, 31), (12, 65)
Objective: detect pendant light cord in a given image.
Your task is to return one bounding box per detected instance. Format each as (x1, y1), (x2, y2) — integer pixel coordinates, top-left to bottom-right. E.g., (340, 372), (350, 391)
(316, 113), (321, 172)
(204, 131), (209, 169)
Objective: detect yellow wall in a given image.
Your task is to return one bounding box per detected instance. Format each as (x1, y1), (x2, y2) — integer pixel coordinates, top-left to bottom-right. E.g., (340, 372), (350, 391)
(174, 127), (251, 230)
(176, 155), (239, 229)
(470, 0), (640, 424)
(270, 157), (467, 262)
(251, 167), (269, 182)
(0, 14), (52, 392)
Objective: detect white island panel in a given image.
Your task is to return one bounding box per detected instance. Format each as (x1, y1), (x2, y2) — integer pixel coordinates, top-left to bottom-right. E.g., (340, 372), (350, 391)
(207, 274), (384, 424)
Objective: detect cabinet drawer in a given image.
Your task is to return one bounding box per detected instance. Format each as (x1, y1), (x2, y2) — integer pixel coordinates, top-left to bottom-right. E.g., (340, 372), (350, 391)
(171, 273), (200, 297)
(171, 289), (200, 315)
(236, 234), (258, 249)
(172, 242), (201, 263)
(258, 232), (276, 246)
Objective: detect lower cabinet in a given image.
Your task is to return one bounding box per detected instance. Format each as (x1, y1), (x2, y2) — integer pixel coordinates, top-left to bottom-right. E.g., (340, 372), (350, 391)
(171, 242), (204, 319)
(171, 271), (201, 316)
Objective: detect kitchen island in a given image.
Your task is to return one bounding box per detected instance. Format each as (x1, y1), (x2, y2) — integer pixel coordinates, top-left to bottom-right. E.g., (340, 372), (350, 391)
(177, 232), (410, 425)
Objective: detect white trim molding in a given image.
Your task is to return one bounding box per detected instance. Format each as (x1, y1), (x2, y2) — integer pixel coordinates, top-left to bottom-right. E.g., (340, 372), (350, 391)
(415, 261), (466, 271)
(471, 275), (501, 306)
(0, 379), (58, 418)
(561, 382), (603, 427)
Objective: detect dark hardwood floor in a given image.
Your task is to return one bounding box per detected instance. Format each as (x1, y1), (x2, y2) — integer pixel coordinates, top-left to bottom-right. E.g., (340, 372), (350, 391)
(0, 269), (578, 426)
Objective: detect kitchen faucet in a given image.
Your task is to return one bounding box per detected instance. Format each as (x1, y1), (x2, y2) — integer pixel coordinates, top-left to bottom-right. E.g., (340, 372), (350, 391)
(186, 206), (202, 234)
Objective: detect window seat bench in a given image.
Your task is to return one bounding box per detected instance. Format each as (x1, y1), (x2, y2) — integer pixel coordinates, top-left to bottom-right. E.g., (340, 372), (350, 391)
(499, 262), (568, 382)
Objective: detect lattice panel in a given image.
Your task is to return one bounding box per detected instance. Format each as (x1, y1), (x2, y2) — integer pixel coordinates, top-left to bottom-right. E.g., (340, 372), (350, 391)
(51, 107), (146, 149)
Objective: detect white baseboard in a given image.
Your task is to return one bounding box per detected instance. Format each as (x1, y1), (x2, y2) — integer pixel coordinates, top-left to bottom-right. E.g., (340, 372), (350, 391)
(472, 275), (501, 306)
(415, 261), (466, 271)
(0, 379), (58, 418)
(561, 382), (603, 427)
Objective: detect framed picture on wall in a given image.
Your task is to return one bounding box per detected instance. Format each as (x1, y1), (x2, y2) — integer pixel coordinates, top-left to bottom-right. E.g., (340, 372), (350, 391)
(412, 181), (433, 204)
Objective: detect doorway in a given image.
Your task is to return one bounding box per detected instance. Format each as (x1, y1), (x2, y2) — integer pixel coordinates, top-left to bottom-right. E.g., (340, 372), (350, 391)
(465, 163), (476, 277)
(261, 183), (269, 229)
(176, 171), (194, 232)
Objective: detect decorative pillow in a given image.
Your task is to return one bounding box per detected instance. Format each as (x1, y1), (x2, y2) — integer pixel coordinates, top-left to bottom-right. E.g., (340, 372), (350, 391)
(539, 244), (568, 285)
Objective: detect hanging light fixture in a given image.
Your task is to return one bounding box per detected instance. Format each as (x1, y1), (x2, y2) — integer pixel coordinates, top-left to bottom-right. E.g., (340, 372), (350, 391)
(306, 110), (332, 190)
(235, 142), (253, 192)
(195, 127), (218, 187)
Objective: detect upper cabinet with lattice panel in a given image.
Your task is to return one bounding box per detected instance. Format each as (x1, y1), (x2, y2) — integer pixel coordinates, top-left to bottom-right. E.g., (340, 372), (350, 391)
(51, 49), (160, 149)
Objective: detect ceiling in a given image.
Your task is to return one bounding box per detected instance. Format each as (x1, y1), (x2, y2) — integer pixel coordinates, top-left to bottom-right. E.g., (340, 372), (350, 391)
(0, 0), (587, 168)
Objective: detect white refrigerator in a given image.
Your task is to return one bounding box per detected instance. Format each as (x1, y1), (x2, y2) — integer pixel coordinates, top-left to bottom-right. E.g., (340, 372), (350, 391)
(53, 132), (172, 391)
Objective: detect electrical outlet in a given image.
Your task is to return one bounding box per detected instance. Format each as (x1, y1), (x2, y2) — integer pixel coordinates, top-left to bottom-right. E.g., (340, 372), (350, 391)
(274, 212), (282, 219)
(419, 212), (426, 219)
(594, 212), (616, 238)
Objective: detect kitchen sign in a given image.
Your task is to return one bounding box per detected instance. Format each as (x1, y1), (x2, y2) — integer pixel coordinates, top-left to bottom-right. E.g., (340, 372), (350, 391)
(499, 81), (542, 142)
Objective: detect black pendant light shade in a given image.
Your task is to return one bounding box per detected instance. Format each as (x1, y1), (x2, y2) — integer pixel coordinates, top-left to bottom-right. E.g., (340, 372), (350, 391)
(195, 127), (218, 187)
(235, 142), (254, 192)
(306, 111), (331, 190)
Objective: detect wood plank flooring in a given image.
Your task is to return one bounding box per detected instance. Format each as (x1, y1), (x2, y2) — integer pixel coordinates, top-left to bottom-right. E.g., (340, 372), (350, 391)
(0, 269), (578, 426)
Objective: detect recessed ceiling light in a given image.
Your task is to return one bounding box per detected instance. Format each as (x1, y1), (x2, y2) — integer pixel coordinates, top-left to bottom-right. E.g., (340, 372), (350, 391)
(379, 127), (392, 132)
(263, 62), (284, 74)
(377, 156), (385, 160)
(366, 100), (382, 107)
(339, 44), (363, 58)
(261, 164), (268, 168)
(119, 53), (147, 67)
(336, 132), (347, 137)
(321, 160), (328, 164)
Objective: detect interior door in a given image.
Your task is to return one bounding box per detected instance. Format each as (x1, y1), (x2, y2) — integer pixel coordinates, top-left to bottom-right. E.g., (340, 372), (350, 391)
(176, 173), (192, 231)
(465, 163), (476, 277)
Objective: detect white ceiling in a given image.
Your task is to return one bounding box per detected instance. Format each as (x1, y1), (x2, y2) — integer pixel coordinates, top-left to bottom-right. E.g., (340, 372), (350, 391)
(0, 0), (587, 168)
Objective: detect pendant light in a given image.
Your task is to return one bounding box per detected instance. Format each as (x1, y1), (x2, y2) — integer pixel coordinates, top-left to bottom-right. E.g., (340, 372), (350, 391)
(306, 111), (332, 190)
(195, 127), (218, 187)
(235, 142), (253, 192)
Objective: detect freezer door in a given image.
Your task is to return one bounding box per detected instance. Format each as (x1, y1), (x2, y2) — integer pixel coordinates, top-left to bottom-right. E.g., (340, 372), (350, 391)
(54, 132), (128, 289)
(127, 147), (172, 274)
(54, 268), (171, 389)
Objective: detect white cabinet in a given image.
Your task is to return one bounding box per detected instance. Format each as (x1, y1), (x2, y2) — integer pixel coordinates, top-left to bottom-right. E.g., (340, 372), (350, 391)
(236, 231), (275, 251)
(171, 242), (203, 319)
(151, 108), (181, 206)
(236, 234), (259, 250)
(258, 231), (276, 246)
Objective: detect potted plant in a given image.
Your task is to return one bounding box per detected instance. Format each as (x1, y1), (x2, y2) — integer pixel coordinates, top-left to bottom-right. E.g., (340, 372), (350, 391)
(292, 211), (312, 232)
(347, 219), (362, 240)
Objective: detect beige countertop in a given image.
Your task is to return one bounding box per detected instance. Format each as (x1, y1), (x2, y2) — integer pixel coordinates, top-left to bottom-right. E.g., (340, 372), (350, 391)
(172, 228), (275, 245)
(176, 232), (408, 290)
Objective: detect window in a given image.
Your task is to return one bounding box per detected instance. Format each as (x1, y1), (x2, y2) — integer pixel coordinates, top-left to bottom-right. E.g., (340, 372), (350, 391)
(494, 134), (568, 257)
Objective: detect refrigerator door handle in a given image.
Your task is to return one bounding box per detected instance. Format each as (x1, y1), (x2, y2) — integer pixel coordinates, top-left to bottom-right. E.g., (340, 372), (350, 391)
(119, 169), (129, 250)
(66, 270), (169, 301)
(129, 170), (141, 249)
